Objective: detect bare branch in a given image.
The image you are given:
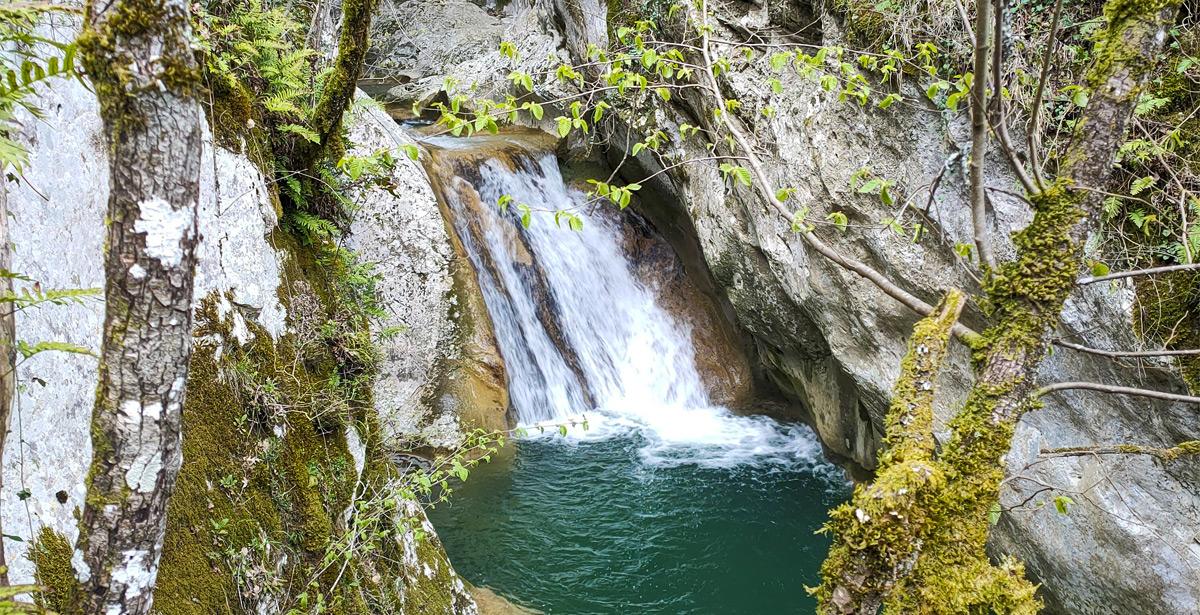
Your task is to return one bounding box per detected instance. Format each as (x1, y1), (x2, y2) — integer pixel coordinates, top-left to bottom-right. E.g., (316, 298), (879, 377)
(1036, 381), (1200, 404)
(1077, 263), (1200, 285)
(1027, 0), (1064, 188)
(987, 0), (1037, 194)
(1052, 338), (1200, 358)
(1039, 441), (1200, 461)
(969, 0), (996, 269)
(696, 0), (980, 344)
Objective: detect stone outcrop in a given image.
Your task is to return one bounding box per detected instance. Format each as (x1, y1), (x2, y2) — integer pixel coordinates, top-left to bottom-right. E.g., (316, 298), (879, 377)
(366, 0), (1200, 612)
(346, 95), (512, 448)
(0, 31), (481, 613)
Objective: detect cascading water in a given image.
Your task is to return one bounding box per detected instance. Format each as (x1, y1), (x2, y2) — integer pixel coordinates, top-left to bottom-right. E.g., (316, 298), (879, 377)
(426, 134), (827, 468)
(422, 132), (848, 613)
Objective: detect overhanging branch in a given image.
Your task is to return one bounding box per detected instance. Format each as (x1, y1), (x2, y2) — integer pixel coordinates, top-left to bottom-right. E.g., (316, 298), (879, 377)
(1077, 262), (1200, 285)
(1052, 338), (1200, 358)
(1036, 381), (1200, 404)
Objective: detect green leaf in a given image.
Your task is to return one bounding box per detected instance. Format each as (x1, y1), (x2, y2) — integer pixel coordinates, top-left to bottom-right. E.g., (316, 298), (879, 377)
(791, 207), (812, 233)
(1054, 495), (1074, 515)
(568, 214), (583, 232)
(857, 178), (882, 194)
(555, 116), (571, 138)
(656, 87), (671, 102)
(526, 101), (544, 120)
(499, 41), (518, 60)
(769, 78), (783, 94)
(517, 203), (532, 228)
(592, 101), (610, 122)
(945, 91), (966, 112)
(498, 194), (513, 213)
(926, 80), (949, 100)
(1089, 261), (1111, 277)
(1130, 175), (1156, 195)
(279, 123), (320, 144)
(877, 93), (901, 109)
(879, 185), (894, 206)
(1072, 90), (1089, 108)
(776, 187), (796, 202)
(400, 144), (419, 161)
(769, 51), (791, 72)
(641, 48), (659, 68)
(988, 502), (1002, 526)
(558, 424), (568, 436)
(719, 163), (752, 187)
(826, 211), (848, 231)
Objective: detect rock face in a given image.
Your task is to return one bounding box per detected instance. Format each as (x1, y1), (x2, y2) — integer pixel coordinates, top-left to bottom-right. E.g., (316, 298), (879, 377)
(346, 95), (512, 449)
(368, 0), (1200, 612)
(0, 32), (479, 613)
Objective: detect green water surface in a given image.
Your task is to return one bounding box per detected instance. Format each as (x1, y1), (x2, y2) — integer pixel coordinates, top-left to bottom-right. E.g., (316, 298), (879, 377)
(428, 429), (849, 614)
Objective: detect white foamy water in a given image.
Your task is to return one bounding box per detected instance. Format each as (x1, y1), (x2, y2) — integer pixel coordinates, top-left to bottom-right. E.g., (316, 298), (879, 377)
(429, 140), (836, 471)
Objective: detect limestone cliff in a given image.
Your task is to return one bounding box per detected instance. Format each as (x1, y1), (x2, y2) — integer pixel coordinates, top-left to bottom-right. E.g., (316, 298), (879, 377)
(365, 0), (1200, 612)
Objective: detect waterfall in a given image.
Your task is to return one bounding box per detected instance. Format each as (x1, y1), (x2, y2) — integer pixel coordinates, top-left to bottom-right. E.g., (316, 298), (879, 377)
(424, 134), (834, 469)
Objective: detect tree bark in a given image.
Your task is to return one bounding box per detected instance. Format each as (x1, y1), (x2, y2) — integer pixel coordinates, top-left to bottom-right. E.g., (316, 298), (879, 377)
(817, 0), (1182, 611)
(75, 0), (203, 611)
(288, 0), (378, 172)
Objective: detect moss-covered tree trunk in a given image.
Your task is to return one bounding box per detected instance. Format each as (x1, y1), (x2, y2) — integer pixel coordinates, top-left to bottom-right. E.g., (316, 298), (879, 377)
(287, 0), (378, 172)
(817, 0), (1182, 611)
(75, 0), (203, 611)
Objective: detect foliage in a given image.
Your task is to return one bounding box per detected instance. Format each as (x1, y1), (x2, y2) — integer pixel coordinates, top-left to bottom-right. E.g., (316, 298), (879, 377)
(0, 3), (82, 171)
(0, 579), (47, 613)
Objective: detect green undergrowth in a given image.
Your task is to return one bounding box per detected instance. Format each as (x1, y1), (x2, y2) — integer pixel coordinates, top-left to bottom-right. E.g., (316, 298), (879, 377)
(150, 228), (445, 613)
(1135, 269), (1200, 394)
(28, 527), (82, 615)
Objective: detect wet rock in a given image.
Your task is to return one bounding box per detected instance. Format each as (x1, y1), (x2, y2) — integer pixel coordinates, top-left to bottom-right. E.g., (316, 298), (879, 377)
(345, 95), (514, 446)
(604, 199), (754, 408)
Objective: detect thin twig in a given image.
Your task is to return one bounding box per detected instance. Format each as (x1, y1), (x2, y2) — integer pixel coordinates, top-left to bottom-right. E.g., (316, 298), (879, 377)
(1036, 381), (1200, 404)
(1038, 441), (1200, 460)
(1027, 0), (1064, 188)
(1077, 262), (1200, 285)
(969, 0), (996, 269)
(1052, 338), (1200, 358)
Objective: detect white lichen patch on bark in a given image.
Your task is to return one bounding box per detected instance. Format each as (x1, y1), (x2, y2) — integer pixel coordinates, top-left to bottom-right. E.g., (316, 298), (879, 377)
(124, 443), (164, 493)
(73, 547), (93, 583)
(109, 548), (157, 599)
(133, 197), (193, 267)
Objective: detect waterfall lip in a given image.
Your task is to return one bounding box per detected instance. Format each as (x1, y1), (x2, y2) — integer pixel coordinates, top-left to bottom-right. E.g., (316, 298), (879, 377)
(415, 127), (557, 156)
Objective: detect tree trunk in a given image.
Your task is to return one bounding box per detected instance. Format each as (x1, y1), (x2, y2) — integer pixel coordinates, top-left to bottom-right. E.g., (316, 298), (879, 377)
(288, 0), (378, 172)
(817, 0), (1182, 611)
(74, 0), (203, 611)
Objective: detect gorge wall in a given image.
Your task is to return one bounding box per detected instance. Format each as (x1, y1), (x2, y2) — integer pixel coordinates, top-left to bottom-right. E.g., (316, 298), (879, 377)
(365, 0), (1200, 612)
(0, 15), (495, 611)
